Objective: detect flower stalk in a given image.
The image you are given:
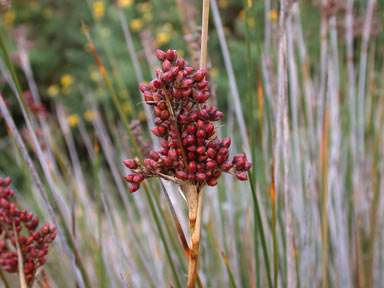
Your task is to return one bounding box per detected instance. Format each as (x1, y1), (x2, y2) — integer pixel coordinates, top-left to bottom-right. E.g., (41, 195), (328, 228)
(123, 4), (251, 288)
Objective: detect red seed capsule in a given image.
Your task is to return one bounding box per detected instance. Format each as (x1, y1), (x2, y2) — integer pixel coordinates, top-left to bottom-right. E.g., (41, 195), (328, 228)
(207, 148), (216, 159)
(133, 174), (144, 183)
(162, 60), (171, 71)
(156, 49), (166, 61)
(176, 170), (187, 180)
(163, 71), (173, 81)
(196, 146), (206, 155)
(221, 137), (231, 148)
(196, 129), (206, 138)
(188, 161), (197, 172)
(163, 157), (173, 167)
(139, 83), (150, 92)
(221, 161), (234, 171)
(189, 111), (198, 122)
(185, 67), (195, 74)
(129, 183), (140, 193)
(150, 151), (160, 160)
(166, 49), (177, 61)
(206, 160), (217, 170)
(194, 69), (207, 81)
(168, 149), (178, 160)
(124, 159), (137, 169)
(245, 162), (252, 170)
(187, 152), (196, 160)
(187, 145), (197, 152)
(207, 178), (217, 186)
(187, 124), (197, 134)
(219, 147), (228, 156)
(176, 58), (185, 67)
(235, 159), (245, 170)
(196, 173), (206, 182)
(236, 171), (248, 181)
(213, 171), (222, 179)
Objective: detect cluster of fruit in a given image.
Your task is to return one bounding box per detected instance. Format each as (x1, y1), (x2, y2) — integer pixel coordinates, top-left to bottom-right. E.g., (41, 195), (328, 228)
(124, 49), (251, 192)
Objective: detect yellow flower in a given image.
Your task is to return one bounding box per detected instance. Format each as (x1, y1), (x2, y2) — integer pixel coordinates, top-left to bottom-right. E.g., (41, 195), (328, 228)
(269, 9), (278, 22)
(138, 111), (146, 122)
(93, 1), (105, 19)
(156, 32), (171, 46)
(247, 17), (255, 27)
(137, 2), (152, 13)
(218, 0), (228, 8)
(4, 10), (16, 29)
(119, 0), (133, 7)
(130, 18), (144, 32)
(84, 110), (96, 122)
(67, 114), (79, 127)
(61, 74), (74, 87)
(47, 85), (59, 97)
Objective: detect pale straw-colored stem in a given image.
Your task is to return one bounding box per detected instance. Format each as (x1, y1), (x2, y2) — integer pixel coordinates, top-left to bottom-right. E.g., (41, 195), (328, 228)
(185, 1), (210, 287)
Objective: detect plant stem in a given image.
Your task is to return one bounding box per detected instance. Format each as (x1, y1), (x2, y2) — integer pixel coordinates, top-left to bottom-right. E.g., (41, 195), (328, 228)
(184, 183), (203, 288)
(184, 1), (210, 287)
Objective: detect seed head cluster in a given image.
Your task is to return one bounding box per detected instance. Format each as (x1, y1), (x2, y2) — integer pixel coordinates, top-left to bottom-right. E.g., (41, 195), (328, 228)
(124, 49), (251, 192)
(0, 176), (56, 283)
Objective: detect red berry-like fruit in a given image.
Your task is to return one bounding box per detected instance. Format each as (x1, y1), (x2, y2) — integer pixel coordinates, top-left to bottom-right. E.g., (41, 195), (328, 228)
(124, 159), (137, 169)
(129, 184), (140, 193)
(221, 137), (231, 148)
(236, 172), (248, 181)
(207, 178), (217, 186)
(156, 49), (166, 61)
